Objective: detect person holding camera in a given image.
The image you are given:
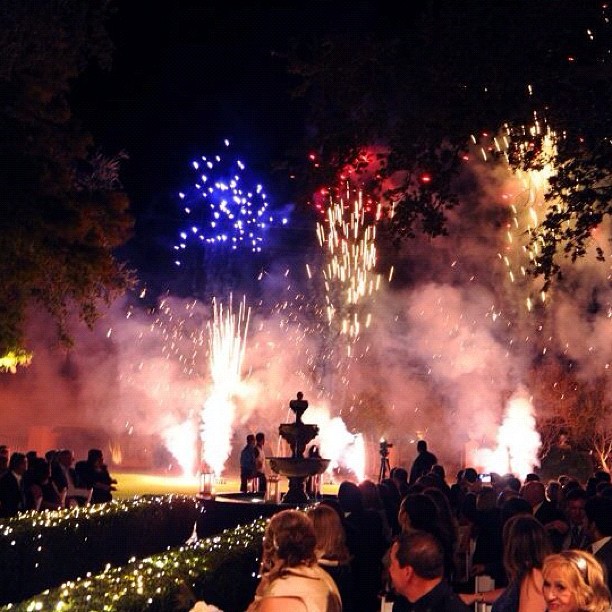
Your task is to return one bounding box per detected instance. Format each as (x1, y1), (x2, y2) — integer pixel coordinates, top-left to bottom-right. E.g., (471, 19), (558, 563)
(409, 440), (438, 485)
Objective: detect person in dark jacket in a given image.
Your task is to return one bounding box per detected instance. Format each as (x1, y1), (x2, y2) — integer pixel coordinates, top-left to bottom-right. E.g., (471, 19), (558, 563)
(388, 529), (470, 611)
(0, 452), (27, 517)
(409, 440), (437, 485)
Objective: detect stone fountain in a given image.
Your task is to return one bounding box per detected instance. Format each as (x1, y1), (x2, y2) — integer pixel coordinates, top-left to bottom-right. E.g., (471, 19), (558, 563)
(267, 392), (330, 504)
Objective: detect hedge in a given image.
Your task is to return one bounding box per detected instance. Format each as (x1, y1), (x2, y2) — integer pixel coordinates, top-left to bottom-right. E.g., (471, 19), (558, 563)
(2, 517), (266, 612)
(0, 495), (200, 605)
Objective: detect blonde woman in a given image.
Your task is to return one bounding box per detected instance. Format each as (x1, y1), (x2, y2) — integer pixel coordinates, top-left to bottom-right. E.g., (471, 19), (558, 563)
(307, 503), (356, 612)
(247, 509), (341, 612)
(542, 550), (612, 612)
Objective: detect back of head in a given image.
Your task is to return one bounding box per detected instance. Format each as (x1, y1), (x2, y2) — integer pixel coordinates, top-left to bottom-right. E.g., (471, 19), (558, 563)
(87, 448), (103, 463)
(521, 480), (546, 506)
(500, 495), (532, 525)
(307, 503), (350, 563)
(430, 464), (445, 481)
(543, 550), (611, 612)
(31, 457), (50, 481)
(58, 449), (73, 465)
(264, 509), (317, 570)
(585, 495), (612, 537)
(391, 467), (408, 484)
(416, 440), (427, 453)
(505, 475), (522, 492)
(463, 467), (478, 484)
(476, 486), (498, 511)
(8, 452), (26, 472)
(503, 513), (552, 581)
(394, 530), (444, 580)
(256, 432), (265, 443)
(400, 493), (439, 534)
(594, 470), (611, 484)
(359, 479), (384, 510)
(338, 480), (363, 514)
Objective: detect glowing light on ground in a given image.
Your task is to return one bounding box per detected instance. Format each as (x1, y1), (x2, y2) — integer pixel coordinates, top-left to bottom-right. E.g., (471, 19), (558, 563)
(200, 295), (250, 477)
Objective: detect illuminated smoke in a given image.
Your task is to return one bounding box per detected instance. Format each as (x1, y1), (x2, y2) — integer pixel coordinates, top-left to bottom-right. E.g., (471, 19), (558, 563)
(200, 295), (250, 476)
(471, 387), (541, 479)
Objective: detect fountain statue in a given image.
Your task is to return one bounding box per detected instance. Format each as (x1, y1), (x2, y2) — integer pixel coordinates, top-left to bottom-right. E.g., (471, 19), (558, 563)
(267, 392), (330, 504)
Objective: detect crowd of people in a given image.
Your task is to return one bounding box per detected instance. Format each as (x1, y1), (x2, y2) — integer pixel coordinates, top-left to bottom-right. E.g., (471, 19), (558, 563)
(5, 435), (612, 611)
(231, 440), (612, 612)
(0, 444), (117, 517)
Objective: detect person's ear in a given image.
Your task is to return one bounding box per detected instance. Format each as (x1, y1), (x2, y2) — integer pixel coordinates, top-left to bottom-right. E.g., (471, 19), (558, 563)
(403, 564), (415, 583)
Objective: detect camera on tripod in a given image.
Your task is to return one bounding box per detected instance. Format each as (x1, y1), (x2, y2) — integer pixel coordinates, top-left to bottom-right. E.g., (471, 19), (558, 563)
(379, 439), (393, 457)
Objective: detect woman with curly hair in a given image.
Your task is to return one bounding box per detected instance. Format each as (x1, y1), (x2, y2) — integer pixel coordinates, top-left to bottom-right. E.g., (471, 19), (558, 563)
(247, 509), (341, 612)
(542, 550), (612, 612)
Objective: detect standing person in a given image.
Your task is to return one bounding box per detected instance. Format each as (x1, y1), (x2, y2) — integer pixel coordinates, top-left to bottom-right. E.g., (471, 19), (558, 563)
(387, 529), (470, 612)
(409, 440), (437, 485)
(240, 434), (257, 493)
(246, 509), (341, 612)
(255, 432), (268, 494)
(542, 549), (612, 612)
(0, 452), (27, 517)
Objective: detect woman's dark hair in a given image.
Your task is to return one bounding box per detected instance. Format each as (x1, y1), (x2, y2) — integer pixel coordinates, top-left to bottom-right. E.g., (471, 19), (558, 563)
(502, 513), (552, 583)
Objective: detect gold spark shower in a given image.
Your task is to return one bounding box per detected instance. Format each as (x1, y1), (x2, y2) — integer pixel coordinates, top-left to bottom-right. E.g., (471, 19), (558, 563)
(316, 185), (384, 348)
(200, 294), (251, 476)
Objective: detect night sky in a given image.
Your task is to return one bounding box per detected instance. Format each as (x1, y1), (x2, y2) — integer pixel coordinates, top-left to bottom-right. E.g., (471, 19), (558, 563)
(73, 2), (357, 296)
(3, 2), (610, 480)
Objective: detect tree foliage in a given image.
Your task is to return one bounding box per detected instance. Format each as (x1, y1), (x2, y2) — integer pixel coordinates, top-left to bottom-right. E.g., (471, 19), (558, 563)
(0, 0), (135, 356)
(286, 1), (612, 285)
(530, 359), (612, 470)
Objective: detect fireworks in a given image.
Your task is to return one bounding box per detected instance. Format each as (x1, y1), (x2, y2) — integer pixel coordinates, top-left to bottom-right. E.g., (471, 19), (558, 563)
(481, 124), (558, 311)
(174, 139), (288, 264)
(316, 185), (385, 345)
(200, 294), (251, 476)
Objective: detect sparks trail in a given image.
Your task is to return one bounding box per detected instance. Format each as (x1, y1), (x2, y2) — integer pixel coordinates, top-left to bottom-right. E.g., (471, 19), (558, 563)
(200, 294), (251, 477)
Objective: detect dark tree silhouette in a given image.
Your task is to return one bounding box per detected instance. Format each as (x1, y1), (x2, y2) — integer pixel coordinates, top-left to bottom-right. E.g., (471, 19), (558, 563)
(286, 1), (612, 287)
(0, 0), (135, 359)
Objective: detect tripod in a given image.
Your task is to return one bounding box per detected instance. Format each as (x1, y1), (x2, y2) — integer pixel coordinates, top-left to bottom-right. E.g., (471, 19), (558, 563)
(378, 453), (391, 483)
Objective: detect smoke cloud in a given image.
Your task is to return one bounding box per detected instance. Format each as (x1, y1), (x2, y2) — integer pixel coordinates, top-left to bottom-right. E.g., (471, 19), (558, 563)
(1, 145), (610, 481)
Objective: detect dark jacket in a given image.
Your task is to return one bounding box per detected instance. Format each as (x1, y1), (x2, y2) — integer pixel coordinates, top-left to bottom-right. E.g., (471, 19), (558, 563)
(0, 471), (25, 517)
(409, 451), (438, 485)
(393, 580), (471, 612)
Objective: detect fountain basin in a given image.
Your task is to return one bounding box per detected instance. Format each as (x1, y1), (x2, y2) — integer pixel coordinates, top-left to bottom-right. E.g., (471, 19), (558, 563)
(268, 457), (330, 478)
